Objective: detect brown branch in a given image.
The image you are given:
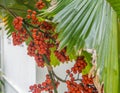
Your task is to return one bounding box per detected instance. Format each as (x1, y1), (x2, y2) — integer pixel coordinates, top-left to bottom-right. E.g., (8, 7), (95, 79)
(52, 70), (82, 83)
(52, 71), (66, 83)
(74, 79), (82, 82)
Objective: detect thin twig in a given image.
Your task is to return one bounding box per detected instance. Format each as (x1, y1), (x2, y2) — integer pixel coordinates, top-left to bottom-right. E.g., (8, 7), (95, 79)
(52, 71), (66, 83)
(74, 79), (82, 82)
(77, 73), (80, 79)
(65, 74), (69, 81)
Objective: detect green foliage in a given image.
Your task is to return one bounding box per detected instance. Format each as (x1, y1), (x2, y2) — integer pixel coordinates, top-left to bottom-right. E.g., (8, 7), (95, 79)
(0, 0), (37, 36)
(50, 48), (60, 67)
(107, 0), (120, 18)
(42, 0), (73, 18)
(52, 0), (99, 52)
(37, 17), (45, 22)
(4, 14), (14, 37)
(81, 50), (92, 75)
(14, 0), (36, 10)
(118, 20), (120, 91)
(102, 11), (119, 93)
(25, 37), (32, 45)
(68, 49), (77, 61)
(0, 0), (15, 7)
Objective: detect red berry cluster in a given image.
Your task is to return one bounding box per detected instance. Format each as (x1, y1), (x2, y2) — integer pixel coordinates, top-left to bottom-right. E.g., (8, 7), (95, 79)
(27, 41), (45, 68)
(32, 29), (50, 55)
(81, 74), (98, 93)
(29, 75), (60, 93)
(29, 84), (41, 93)
(12, 29), (28, 45)
(27, 10), (53, 29)
(82, 74), (94, 85)
(65, 74), (98, 93)
(65, 80), (84, 93)
(27, 29), (52, 67)
(27, 10), (41, 25)
(54, 47), (69, 63)
(27, 41), (45, 67)
(12, 16), (54, 67)
(34, 53), (45, 67)
(27, 41), (36, 57)
(71, 56), (87, 74)
(36, 0), (45, 10)
(12, 32), (23, 45)
(40, 21), (53, 31)
(13, 16), (23, 30)
(12, 17), (28, 45)
(64, 56), (100, 93)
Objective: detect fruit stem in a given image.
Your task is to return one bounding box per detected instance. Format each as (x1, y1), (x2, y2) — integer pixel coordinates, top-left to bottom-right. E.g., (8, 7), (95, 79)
(42, 54), (58, 93)
(23, 20), (56, 42)
(22, 23), (34, 40)
(52, 71), (66, 82)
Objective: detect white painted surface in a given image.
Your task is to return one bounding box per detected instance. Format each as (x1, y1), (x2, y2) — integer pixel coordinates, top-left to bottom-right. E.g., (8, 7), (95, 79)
(4, 81), (18, 93)
(0, 23), (36, 93)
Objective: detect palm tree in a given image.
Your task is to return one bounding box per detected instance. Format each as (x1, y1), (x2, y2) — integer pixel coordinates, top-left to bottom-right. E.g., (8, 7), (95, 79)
(0, 0), (120, 93)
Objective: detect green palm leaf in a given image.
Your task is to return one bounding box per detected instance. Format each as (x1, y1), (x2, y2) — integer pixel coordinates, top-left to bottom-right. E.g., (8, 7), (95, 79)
(43, 0), (73, 18)
(4, 14), (14, 36)
(46, 0), (120, 93)
(107, 0), (120, 18)
(118, 20), (120, 91)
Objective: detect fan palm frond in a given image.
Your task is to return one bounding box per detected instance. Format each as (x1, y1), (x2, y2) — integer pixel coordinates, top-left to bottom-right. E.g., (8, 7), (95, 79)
(44, 0), (120, 93)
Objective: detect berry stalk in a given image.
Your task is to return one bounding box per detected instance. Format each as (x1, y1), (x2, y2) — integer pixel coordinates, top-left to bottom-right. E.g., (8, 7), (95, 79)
(42, 54), (58, 93)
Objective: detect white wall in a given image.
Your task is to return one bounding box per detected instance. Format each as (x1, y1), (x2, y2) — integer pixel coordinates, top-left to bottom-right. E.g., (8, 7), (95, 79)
(0, 23), (36, 93)
(3, 40), (36, 93)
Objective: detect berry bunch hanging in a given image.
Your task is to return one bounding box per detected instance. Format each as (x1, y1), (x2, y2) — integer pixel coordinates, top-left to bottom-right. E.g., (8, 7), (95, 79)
(13, 16), (23, 30)
(71, 56), (87, 74)
(54, 47), (70, 63)
(12, 17), (28, 45)
(29, 74), (60, 93)
(64, 57), (98, 93)
(36, 0), (46, 10)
